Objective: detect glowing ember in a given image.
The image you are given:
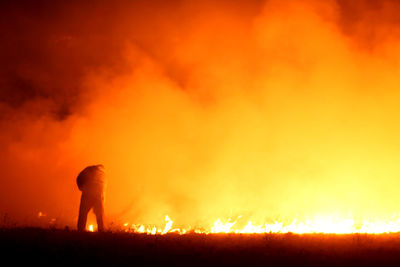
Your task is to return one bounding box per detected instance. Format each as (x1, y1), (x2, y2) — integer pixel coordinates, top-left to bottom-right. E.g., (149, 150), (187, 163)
(37, 212), (46, 218)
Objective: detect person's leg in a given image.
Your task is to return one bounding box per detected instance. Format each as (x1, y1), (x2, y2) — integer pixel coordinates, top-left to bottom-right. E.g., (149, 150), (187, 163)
(77, 193), (92, 231)
(93, 195), (105, 232)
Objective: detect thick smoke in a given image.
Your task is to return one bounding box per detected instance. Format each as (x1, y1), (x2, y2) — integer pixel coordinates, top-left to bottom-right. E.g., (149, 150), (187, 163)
(1, 0), (400, 227)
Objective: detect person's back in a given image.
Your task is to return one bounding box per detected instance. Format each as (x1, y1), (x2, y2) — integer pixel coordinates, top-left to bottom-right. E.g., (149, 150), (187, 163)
(77, 164), (106, 231)
(77, 165), (106, 197)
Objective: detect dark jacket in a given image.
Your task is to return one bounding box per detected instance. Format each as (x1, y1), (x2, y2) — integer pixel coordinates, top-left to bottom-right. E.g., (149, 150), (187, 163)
(77, 165), (106, 197)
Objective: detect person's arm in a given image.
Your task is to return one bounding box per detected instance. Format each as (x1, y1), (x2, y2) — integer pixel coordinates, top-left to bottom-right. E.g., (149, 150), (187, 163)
(76, 171), (86, 191)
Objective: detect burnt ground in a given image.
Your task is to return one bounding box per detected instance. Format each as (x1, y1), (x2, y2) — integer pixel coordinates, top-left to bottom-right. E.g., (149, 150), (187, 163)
(2, 228), (400, 266)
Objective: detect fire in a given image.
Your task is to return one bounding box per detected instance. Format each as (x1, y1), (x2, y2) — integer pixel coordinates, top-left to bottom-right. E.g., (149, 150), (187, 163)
(211, 219), (237, 233)
(125, 215), (187, 235)
(121, 215), (400, 235)
(162, 215), (173, 234)
(88, 225), (94, 232)
(37, 212), (46, 218)
(4, 1), (400, 234)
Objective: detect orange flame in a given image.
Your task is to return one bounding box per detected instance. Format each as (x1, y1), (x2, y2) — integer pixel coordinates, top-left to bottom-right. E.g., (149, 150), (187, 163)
(122, 215), (400, 235)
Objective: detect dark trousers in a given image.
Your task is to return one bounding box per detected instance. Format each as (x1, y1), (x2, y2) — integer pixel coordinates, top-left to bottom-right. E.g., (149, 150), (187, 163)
(77, 193), (104, 232)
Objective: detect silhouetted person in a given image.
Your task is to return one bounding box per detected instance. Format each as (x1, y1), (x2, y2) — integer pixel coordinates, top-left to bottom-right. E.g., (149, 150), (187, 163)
(77, 164), (106, 232)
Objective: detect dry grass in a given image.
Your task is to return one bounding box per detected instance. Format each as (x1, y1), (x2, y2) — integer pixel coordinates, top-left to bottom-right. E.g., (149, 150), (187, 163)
(2, 228), (400, 266)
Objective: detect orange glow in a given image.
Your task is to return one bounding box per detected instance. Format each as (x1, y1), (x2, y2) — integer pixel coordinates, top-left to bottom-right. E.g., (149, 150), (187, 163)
(37, 212), (46, 218)
(2, 1), (400, 234)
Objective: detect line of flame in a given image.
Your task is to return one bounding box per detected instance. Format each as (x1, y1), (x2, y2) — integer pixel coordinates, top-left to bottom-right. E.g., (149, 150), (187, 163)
(121, 215), (400, 234)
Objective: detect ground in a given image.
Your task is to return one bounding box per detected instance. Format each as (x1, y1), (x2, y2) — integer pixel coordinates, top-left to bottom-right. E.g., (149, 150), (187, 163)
(2, 228), (400, 266)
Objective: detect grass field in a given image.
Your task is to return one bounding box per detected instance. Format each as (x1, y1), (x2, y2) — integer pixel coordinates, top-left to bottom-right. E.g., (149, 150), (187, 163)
(2, 228), (400, 266)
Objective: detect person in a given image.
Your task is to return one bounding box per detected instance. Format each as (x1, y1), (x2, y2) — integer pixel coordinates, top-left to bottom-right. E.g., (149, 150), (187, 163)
(76, 164), (106, 232)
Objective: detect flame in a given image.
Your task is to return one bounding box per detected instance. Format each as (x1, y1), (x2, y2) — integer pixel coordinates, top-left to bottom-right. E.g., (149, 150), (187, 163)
(162, 215), (173, 234)
(121, 215), (400, 235)
(88, 224), (94, 232)
(211, 219), (237, 233)
(127, 215), (186, 234)
(37, 212), (46, 218)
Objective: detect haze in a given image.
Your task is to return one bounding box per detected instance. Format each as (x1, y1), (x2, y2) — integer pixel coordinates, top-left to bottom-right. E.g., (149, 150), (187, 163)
(1, 0), (400, 228)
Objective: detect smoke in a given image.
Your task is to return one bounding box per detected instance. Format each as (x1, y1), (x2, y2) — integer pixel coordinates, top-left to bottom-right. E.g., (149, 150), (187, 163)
(1, 0), (400, 227)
